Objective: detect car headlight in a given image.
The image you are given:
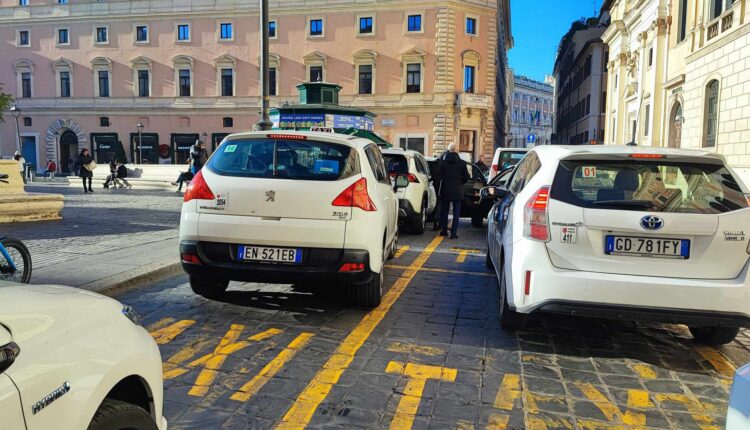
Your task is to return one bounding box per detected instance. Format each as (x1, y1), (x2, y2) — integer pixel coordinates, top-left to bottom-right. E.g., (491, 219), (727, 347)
(122, 305), (141, 325)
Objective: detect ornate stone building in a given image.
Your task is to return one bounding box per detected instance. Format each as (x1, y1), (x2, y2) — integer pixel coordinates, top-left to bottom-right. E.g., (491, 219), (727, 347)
(509, 74), (554, 147)
(0, 0), (512, 172)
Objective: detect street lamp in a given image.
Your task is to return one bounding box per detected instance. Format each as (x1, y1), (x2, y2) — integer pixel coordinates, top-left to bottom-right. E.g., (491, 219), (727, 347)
(255, 0), (273, 131)
(136, 122), (144, 164)
(10, 105), (21, 156)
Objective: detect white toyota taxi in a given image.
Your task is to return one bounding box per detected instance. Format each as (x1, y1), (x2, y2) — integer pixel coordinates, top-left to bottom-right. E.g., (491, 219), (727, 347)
(485, 145), (750, 344)
(179, 131), (400, 307)
(0, 282), (166, 430)
(381, 148), (437, 234)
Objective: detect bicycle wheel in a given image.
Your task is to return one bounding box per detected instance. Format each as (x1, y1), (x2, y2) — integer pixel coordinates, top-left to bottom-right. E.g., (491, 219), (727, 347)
(0, 238), (32, 284)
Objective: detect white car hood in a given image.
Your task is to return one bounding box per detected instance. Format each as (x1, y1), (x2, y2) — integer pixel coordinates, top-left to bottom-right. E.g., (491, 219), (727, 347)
(0, 282), (123, 345)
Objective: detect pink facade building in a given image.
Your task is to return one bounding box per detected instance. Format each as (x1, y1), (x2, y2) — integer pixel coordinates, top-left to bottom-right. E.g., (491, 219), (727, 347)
(0, 0), (511, 173)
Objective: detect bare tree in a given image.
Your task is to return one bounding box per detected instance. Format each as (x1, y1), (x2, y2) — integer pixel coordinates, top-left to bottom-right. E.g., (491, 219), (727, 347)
(0, 84), (12, 124)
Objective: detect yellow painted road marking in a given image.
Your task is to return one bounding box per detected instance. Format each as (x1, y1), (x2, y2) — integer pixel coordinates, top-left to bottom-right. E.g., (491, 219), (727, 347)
(385, 264), (494, 277)
(385, 361), (457, 430)
(626, 389), (654, 409)
(276, 236), (444, 429)
(575, 382), (647, 427)
(493, 374), (522, 411)
(695, 345), (735, 379)
(450, 247), (481, 263)
(231, 332), (315, 402)
(632, 364), (657, 380)
(655, 393), (718, 430)
(486, 414), (510, 430)
(387, 342), (445, 357)
(394, 245), (410, 258)
(456, 420), (475, 430)
(149, 319), (195, 345)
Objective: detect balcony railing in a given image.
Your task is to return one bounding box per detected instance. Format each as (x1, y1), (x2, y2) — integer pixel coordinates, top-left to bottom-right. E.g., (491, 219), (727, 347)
(706, 7), (736, 42)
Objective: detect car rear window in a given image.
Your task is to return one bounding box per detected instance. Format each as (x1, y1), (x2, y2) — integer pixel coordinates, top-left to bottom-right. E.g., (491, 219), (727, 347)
(551, 160), (749, 214)
(498, 152), (526, 169)
(207, 139), (359, 181)
(383, 154), (409, 175)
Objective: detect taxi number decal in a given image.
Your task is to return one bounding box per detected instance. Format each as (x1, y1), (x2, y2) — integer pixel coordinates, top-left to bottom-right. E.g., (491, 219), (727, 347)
(581, 166), (597, 178)
(561, 227), (577, 244)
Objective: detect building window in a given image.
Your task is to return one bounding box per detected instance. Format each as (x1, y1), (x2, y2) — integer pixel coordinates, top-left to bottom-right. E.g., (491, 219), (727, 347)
(21, 72), (31, 98)
(358, 64), (373, 94)
(466, 17), (477, 35)
(711, 0), (736, 20)
(18, 30), (30, 47)
(644, 104), (650, 136)
(407, 14), (422, 32)
(95, 26), (108, 43)
(463, 65), (475, 93)
(177, 24), (190, 41)
(223, 117), (233, 128)
(406, 63), (421, 93)
(23, 117), (32, 126)
(310, 66), (323, 82)
(138, 70), (149, 97)
(100, 117), (110, 127)
(221, 69), (233, 96)
(309, 19), (323, 36)
(136, 25), (148, 42)
(58, 0), (67, 4)
(60, 71), (70, 97)
(584, 55), (592, 78)
(359, 17), (373, 34)
(220, 23), (232, 40)
(19, 0), (28, 5)
(98, 70), (109, 97)
(678, 0), (688, 42)
(58, 28), (69, 44)
(268, 21), (277, 38)
(269, 67), (277, 95)
(648, 47), (653, 67)
(179, 69), (191, 96)
(703, 80), (719, 148)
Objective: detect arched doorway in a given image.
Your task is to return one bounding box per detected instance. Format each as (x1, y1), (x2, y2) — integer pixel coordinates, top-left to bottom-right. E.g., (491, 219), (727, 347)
(59, 130), (79, 175)
(669, 102), (683, 148)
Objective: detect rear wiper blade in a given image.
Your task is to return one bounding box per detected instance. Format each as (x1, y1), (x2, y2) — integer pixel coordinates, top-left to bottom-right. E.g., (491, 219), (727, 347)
(592, 200), (653, 208)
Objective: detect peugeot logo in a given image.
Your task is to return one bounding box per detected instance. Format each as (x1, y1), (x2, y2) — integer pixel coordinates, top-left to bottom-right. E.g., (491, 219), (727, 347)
(265, 190), (276, 202)
(640, 215), (664, 231)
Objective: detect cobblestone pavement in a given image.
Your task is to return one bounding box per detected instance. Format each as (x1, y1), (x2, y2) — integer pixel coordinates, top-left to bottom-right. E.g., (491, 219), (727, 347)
(116, 225), (750, 430)
(2, 185), (182, 286)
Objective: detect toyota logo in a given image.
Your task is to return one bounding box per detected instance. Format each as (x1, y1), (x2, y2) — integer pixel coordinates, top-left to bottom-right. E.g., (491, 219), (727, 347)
(640, 215), (664, 231)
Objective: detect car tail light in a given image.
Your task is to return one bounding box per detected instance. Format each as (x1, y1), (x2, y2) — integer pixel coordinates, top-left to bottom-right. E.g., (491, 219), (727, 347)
(184, 171), (215, 203)
(332, 178), (377, 211)
(629, 153), (665, 159)
(267, 134), (307, 140)
(523, 186), (551, 242)
(181, 253), (203, 265)
(490, 164), (498, 178)
(338, 262), (365, 273)
(389, 173), (419, 183)
(524, 271), (532, 295)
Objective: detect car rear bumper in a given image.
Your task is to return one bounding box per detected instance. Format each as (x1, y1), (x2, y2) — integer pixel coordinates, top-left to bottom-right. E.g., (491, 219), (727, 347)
(398, 199), (418, 220)
(180, 241), (374, 284)
(511, 248), (750, 327)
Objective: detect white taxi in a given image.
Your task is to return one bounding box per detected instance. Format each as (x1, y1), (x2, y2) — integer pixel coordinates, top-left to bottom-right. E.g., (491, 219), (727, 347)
(485, 145), (750, 344)
(381, 148), (437, 234)
(179, 131), (400, 307)
(0, 282), (166, 430)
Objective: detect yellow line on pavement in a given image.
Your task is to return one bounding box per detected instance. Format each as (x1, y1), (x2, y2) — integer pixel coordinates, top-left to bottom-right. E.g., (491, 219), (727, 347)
(493, 374), (522, 411)
(450, 247), (480, 263)
(231, 332), (315, 402)
(387, 342), (445, 357)
(575, 382), (649, 427)
(486, 414), (510, 430)
(385, 264), (494, 277)
(149, 319), (195, 345)
(394, 245), (410, 258)
(654, 393), (718, 430)
(385, 361), (457, 430)
(631, 364), (657, 380)
(276, 236), (444, 429)
(695, 345), (735, 379)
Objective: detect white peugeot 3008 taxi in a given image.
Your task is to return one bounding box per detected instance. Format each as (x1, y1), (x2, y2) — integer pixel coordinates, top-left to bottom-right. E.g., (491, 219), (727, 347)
(179, 131), (400, 307)
(486, 145), (750, 344)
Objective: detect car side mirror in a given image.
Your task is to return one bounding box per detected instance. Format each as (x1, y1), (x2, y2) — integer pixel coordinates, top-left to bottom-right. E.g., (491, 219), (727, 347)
(0, 342), (20, 373)
(481, 186), (507, 200)
(394, 175), (409, 190)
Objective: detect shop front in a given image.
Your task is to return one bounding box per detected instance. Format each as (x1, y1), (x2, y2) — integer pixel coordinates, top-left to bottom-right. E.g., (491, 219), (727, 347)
(171, 133), (199, 165)
(130, 133), (160, 164)
(90, 133), (124, 164)
(211, 133), (231, 153)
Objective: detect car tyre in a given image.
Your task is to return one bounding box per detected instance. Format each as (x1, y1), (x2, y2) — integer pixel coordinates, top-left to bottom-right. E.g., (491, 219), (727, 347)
(189, 275), (229, 299)
(498, 266), (527, 330)
(689, 326), (740, 345)
(388, 228), (398, 260)
(88, 398), (157, 430)
(410, 199), (427, 235)
(471, 213), (484, 228)
(355, 250), (384, 308)
(485, 249), (494, 270)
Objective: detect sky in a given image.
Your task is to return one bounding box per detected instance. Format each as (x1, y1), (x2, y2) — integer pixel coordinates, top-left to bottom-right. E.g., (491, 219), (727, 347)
(508, 0), (602, 83)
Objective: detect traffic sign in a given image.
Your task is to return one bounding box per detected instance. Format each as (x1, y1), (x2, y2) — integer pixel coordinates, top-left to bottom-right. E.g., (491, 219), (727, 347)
(526, 134), (536, 144)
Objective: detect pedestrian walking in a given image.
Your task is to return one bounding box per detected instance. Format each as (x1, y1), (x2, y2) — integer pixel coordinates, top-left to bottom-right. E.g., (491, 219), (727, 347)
(190, 140), (208, 174)
(171, 161), (194, 192)
(14, 152), (27, 184)
(44, 159), (57, 178)
(78, 148), (95, 193)
(429, 157), (444, 231)
(439, 143), (469, 239)
(116, 160), (132, 189)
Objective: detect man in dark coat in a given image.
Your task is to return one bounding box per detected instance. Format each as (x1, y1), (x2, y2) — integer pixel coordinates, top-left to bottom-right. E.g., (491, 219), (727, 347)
(190, 141), (208, 174)
(428, 157), (444, 231)
(439, 143), (469, 239)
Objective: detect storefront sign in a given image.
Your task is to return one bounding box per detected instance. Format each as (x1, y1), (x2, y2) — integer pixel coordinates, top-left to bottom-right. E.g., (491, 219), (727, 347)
(671, 86), (683, 95)
(277, 113), (326, 129)
(326, 114), (374, 131)
(460, 94), (492, 109)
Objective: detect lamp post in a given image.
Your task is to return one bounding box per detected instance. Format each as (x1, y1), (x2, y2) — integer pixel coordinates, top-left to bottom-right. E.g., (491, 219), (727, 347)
(136, 122), (144, 164)
(10, 105), (21, 156)
(255, 0), (273, 131)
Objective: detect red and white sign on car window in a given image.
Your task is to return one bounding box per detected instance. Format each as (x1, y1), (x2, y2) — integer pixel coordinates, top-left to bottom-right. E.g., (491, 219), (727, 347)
(581, 166), (597, 178)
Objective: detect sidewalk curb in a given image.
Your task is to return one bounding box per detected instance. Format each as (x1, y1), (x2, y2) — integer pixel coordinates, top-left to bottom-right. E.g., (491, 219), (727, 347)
(80, 260), (184, 297)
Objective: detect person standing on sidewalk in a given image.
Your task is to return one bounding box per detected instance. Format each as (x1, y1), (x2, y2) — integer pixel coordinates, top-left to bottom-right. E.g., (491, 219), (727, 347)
(78, 148), (95, 193)
(14, 152), (27, 184)
(439, 143), (469, 239)
(190, 140), (208, 175)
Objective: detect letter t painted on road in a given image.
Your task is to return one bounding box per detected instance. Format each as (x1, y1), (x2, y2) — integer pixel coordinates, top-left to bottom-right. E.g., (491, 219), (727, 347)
(385, 361), (457, 430)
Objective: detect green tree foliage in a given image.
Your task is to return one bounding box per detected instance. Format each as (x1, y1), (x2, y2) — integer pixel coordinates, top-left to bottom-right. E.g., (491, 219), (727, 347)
(0, 84), (13, 124)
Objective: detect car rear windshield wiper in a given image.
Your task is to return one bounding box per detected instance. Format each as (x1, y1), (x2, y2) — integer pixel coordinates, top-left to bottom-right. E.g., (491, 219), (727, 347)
(592, 200), (653, 209)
